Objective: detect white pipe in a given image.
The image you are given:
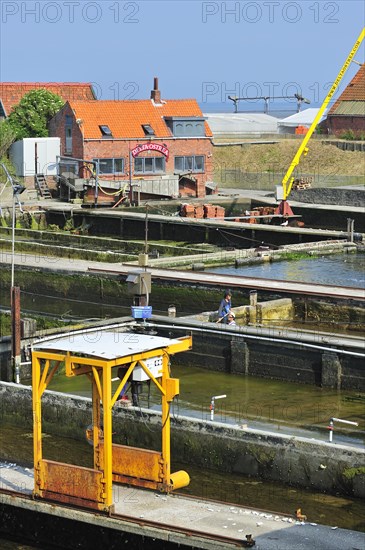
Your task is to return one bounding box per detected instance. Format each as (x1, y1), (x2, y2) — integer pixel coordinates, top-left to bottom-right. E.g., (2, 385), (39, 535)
(31, 318), (365, 360)
(329, 417), (359, 443)
(148, 322), (365, 359)
(210, 394), (226, 421)
(332, 418), (359, 426)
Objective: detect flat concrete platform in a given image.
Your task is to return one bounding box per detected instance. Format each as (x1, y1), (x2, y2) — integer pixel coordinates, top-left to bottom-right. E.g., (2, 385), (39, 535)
(1, 462), (364, 549)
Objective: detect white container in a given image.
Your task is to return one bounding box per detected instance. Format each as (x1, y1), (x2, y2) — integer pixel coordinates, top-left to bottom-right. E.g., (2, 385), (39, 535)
(132, 356), (163, 381)
(9, 137), (60, 177)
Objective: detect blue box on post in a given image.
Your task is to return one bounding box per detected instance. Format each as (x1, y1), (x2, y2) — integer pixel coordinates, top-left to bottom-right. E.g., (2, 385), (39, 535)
(131, 306), (152, 319)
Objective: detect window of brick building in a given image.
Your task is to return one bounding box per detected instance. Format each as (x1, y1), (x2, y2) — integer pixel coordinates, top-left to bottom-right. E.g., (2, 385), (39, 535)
(99, 125), (113, 137)
(174, 155), (205, 173)
(65, 115), (73, 154)
(142, 124), (155, 136)
(134, 156), (165, 174)
(93, 158), (125, 174)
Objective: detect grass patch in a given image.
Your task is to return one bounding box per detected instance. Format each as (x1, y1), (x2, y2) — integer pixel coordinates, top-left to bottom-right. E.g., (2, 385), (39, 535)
(0, 312), (73, 337)
(213, 140), (365, 183)
(342, 466), (365, 480)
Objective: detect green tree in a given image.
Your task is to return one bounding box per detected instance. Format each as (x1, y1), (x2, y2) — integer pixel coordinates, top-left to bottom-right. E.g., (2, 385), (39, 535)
(0, 120), (16, 157)
(0, 121), (17, 183)
(7, 89), (64, 140)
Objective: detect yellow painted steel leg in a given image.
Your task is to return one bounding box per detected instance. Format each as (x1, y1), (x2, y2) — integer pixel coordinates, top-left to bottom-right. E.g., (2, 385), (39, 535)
(32, 354), (42, 496)
(102, 364), (113, 509)
(161, 353), (171, 489)
(92, 374), (101, 470)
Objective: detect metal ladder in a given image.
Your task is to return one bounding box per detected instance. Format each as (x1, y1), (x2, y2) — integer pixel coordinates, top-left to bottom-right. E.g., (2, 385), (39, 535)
(35, 173), (52, 199)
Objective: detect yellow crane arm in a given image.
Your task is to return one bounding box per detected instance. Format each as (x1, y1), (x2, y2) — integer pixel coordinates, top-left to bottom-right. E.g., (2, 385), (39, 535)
(282, 27), (365, 201)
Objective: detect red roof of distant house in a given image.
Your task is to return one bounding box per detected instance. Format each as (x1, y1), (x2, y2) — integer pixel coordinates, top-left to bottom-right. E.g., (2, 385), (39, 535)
(66, 99), (213, 139)
(0, 82), (96, 115)
(328, 64), (365, 115)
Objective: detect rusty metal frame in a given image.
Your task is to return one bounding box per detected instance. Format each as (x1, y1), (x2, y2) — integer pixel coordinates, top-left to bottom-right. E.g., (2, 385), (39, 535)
(32, 334), (192, 512)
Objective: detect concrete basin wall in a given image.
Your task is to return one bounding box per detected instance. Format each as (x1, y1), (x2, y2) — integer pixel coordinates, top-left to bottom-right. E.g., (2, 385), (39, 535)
(1, 382), (364, 499)
(153, 319), (365, 391)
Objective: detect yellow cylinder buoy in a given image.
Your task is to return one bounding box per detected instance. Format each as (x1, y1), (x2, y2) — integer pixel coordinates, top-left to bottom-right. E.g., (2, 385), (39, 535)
(170, 470), (190, 490)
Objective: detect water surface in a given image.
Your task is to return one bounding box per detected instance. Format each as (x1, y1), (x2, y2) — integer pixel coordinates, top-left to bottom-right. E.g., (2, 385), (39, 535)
(208, 254), (365, 288)
(45, 366), (365, 447)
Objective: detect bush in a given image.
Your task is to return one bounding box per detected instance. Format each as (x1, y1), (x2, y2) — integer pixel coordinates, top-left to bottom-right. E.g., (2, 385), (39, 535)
(338, 129), (365, 141)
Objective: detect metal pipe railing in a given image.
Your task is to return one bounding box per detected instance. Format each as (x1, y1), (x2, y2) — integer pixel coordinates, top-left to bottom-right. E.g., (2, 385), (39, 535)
(328, 417), (359, 442)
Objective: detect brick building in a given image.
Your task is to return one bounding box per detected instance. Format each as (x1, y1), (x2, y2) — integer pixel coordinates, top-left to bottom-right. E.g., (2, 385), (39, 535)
(49, 79), (214, 199)
(0, 82), (96, 118)
(325, 64), (365, 135)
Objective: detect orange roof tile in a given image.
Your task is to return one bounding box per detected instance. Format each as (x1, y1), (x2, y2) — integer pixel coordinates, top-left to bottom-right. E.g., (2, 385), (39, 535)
(67, 99), (213, 139)
(328, 65), (365, 115)
(0, 82), (96, 115)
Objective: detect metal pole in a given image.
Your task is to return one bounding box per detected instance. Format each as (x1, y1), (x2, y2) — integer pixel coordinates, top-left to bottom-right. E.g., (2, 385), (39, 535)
(95, 160), (99, 206)
(144, 205), (149, 255)
(11, 287), (21, 384)
(328, 417), (358, 442)
(347, 218), (354, 242)
(210, 397), (215, 421)
(129, 150), (133, 204)
(210, 394), (226, 421)
(328, 418), (333, 442)
(0, 162), (23, 384)
(11, 191), (15, 288)
(11, 188), (21, 384)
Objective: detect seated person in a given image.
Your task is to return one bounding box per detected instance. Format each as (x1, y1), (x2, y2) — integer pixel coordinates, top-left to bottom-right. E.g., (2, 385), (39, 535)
(227, 312), (236, 325)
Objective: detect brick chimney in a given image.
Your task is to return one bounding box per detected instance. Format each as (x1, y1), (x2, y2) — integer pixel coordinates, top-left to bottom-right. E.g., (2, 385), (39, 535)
(150, 77), (161, 104)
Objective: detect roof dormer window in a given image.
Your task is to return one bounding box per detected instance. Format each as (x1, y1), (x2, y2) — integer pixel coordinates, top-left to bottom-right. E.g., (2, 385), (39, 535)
(99, 125), (113, 137)
(142, 124), (155, 136)
(164, 117), (206, 137)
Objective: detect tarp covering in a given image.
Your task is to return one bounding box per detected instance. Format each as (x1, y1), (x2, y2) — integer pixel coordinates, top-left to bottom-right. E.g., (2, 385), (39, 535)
(204, 112), (278, 135)
(278, 108), (328, 128)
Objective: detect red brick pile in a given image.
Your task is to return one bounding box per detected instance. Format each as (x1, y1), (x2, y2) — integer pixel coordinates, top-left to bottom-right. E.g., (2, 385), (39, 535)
(203, 204), (225, 218)
(180, 203), (204, 218)
(235, 206), (276, 223)
(180, 203), (225, 219)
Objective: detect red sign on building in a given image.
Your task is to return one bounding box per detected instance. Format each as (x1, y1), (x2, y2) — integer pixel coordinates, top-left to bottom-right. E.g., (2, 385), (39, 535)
(131, 142), (169, 159)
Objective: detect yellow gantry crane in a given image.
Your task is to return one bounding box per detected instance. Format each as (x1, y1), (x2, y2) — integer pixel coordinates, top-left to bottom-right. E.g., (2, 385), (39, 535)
(32, 329), (192, 512)
(276, 27), (365, 217)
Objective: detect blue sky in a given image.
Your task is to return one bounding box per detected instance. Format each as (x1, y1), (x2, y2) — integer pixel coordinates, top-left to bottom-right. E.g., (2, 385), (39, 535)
(1, 0), (364, 109)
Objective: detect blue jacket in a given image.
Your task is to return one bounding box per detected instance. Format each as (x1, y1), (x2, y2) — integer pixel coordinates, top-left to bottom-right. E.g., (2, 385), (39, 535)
(218, 298), (231, 323)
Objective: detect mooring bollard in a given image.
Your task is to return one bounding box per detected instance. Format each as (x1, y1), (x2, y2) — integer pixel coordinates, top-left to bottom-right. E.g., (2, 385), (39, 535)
(249, 290), (257, 307)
